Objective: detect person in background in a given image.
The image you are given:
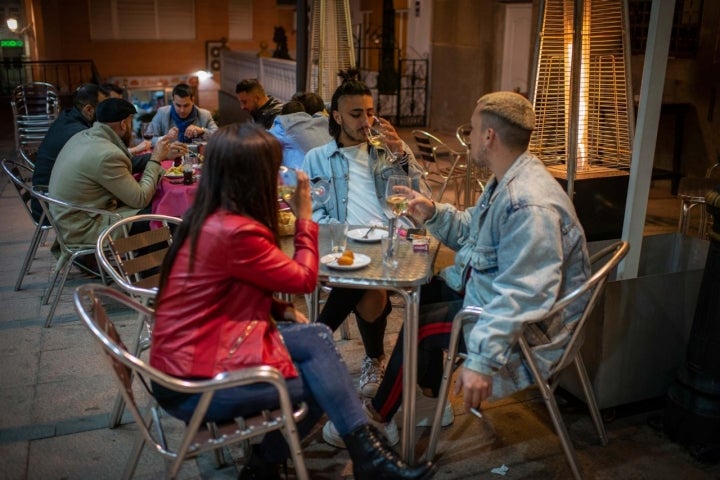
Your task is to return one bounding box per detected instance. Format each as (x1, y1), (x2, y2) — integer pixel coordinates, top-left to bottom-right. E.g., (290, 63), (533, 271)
(149, 123), (434, 480)
(101, 83), (125, 99)
(268, 92), (331, 170)
(31, 84), (151, 222)
(302, 70), (430, 449)
(235, 78), (284, 129)
(150, 83), (218, 144)
(100, 82), (151, 154)
(324, 91), (591, 448)
(48, 99), (183, 267)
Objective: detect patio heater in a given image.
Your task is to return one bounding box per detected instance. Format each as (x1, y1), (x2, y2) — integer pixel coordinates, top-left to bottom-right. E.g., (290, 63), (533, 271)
(530, 0), (634, 241)
(307, 0), (356, 102)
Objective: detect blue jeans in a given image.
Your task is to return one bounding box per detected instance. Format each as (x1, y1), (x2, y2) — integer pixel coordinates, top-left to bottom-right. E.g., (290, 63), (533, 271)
(158, 322), (367, 462)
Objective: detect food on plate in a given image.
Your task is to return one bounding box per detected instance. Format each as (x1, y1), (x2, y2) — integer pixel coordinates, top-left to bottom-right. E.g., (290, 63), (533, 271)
(337, 250), (354, 265)
(165, 166), (184, 176)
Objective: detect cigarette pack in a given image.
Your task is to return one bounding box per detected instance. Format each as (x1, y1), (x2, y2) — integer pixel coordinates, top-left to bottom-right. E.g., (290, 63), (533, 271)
(412, 236), (430, 252)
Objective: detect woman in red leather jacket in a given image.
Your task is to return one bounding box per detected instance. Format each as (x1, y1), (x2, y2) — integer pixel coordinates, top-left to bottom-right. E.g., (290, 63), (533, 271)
(149, 123), (434, 480)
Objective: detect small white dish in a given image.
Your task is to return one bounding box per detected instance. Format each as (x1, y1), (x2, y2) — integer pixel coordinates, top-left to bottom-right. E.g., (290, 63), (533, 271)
(320, 253), (372, 270)
(347, 227), (389, 243)
(164, 173), (184, 179)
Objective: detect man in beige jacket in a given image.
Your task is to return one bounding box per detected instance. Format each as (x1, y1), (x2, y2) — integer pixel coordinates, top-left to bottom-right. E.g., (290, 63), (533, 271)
(48, 98), (183, 269)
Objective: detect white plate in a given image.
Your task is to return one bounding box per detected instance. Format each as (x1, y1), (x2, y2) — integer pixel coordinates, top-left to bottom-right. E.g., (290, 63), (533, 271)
(321, 253), (371, 270)
(347, 227), (389, 243)
(164, 173), (184, 179)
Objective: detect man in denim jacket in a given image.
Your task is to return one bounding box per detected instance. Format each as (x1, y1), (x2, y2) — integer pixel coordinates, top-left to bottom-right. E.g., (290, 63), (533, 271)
(323, 91), (591, 437)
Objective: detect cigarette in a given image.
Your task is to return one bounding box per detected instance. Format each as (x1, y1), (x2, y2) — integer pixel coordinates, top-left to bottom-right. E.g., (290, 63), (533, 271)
(470, 407), (483, 419)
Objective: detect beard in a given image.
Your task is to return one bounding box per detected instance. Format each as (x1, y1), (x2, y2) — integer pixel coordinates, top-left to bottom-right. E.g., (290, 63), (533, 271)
(472, 145), (489, 168)
(122, 127), (133, 147)
(341, 123), (366, 145)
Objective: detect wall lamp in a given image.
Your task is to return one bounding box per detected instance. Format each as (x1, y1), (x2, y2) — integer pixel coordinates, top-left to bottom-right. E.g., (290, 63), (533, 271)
(6, 17), (33, 35)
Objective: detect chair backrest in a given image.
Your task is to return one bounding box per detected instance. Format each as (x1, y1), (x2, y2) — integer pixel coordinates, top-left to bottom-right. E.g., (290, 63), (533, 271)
(31, 185), (122, 254)
(456, 123), (471, 150)
(547, 241), (629, 376)
(1, 159), (44, 227)
(12, 82), (61, 116)
(73, 283), (309, 479)
(97, 214), (182, 301)
(412, 129), (458, 165)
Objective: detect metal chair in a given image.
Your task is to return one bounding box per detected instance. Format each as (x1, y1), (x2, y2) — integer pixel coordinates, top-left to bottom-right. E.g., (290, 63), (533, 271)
(426, 240), (630, 480)
(31, 185), (119, 327)
(455, 123), (488, 204)
(411, 130), (466, 204)
(1, 159), (53, 290)
(96, 213), (182, 428)
(11, 82), (61, 168)
(677, 161), (720, 237)
(73, 284), (309, 480)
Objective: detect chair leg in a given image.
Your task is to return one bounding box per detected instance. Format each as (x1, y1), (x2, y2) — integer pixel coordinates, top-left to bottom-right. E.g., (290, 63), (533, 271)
(42, 253), (69, 305)
(425, 314), (465, 460)
(574, 356), (608, 445)
(122, 407), (152, 480)
(44, 255), (74, 327)
(15, 224), (44, 291)
(538, 378), (584, 480)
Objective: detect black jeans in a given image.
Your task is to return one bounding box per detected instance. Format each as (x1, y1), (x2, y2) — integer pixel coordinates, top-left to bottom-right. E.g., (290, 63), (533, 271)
(371, 276), (465, 422)
(317, 287), (391, 359)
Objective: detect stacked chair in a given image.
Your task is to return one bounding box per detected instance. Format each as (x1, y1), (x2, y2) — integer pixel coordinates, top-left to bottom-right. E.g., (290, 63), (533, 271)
(10, 82), (61, 168)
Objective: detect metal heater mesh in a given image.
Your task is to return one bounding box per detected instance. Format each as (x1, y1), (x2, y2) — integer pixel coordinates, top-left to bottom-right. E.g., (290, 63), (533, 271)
(530, 0), (633, 173)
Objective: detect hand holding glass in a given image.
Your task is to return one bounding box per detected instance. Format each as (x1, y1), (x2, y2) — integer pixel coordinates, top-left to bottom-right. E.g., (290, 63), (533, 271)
(366, 120), (397, 163)
(383, 175), (412, 267)
(278, 166), (330, 204)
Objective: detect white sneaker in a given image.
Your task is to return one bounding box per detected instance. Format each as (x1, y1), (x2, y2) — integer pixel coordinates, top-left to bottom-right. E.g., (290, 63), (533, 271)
(358, 356), (384, 398)
(322, 400), (399, 448)
(396, 388), (454, 428)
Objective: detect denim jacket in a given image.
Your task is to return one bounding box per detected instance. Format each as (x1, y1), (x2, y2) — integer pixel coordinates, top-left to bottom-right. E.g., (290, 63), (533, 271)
(302, 139), (429, 224)
(426, 152), (590, 398)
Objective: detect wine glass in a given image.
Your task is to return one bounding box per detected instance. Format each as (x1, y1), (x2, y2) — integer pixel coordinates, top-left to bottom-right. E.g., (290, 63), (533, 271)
(383, 175), (412, 265)
(141, 123), (154, 141)
(278, 166), (330, 204)
(366, 119), (397, 163)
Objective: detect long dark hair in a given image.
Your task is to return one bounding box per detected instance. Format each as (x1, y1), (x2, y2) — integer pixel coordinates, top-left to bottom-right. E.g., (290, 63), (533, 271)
(328, 68), (371, 139)
(157, 123), (282, 293)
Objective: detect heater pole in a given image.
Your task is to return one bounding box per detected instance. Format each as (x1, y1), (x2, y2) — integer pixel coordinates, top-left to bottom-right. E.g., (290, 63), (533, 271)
(566, 0), (585, 200)
(619, 0), (674, 279)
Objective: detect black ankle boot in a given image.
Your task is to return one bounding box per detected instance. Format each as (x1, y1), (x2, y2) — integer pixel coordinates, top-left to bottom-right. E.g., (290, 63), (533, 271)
(238, 445), (284, 480)
(343, 424), (435, 480)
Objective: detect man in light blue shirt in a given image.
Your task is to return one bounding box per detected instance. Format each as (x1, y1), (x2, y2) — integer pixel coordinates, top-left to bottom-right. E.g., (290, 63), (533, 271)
(268, 92), (331, 169)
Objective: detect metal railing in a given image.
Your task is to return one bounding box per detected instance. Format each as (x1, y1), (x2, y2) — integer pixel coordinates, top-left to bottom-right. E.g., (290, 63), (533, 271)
(0, 59), (101, 97)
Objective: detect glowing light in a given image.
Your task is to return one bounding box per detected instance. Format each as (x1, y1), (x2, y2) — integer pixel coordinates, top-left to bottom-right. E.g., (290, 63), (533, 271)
(195, 70), (213, 81)
(6, 18), (18, 32)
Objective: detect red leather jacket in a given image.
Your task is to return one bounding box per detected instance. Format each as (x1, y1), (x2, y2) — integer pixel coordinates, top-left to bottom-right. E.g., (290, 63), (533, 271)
(150, 210), (319, 379)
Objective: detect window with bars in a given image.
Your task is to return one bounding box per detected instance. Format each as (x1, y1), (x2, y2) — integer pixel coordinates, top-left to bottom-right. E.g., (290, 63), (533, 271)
(88, 0), (195, 40)
(628, 0), (703, 59)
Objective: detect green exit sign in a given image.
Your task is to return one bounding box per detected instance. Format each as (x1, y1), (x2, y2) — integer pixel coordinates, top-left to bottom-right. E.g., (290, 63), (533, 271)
(1, 39), (24, 48)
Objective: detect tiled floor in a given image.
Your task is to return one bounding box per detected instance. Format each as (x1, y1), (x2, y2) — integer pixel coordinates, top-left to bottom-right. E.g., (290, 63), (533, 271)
(1, 129), (718, 479)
